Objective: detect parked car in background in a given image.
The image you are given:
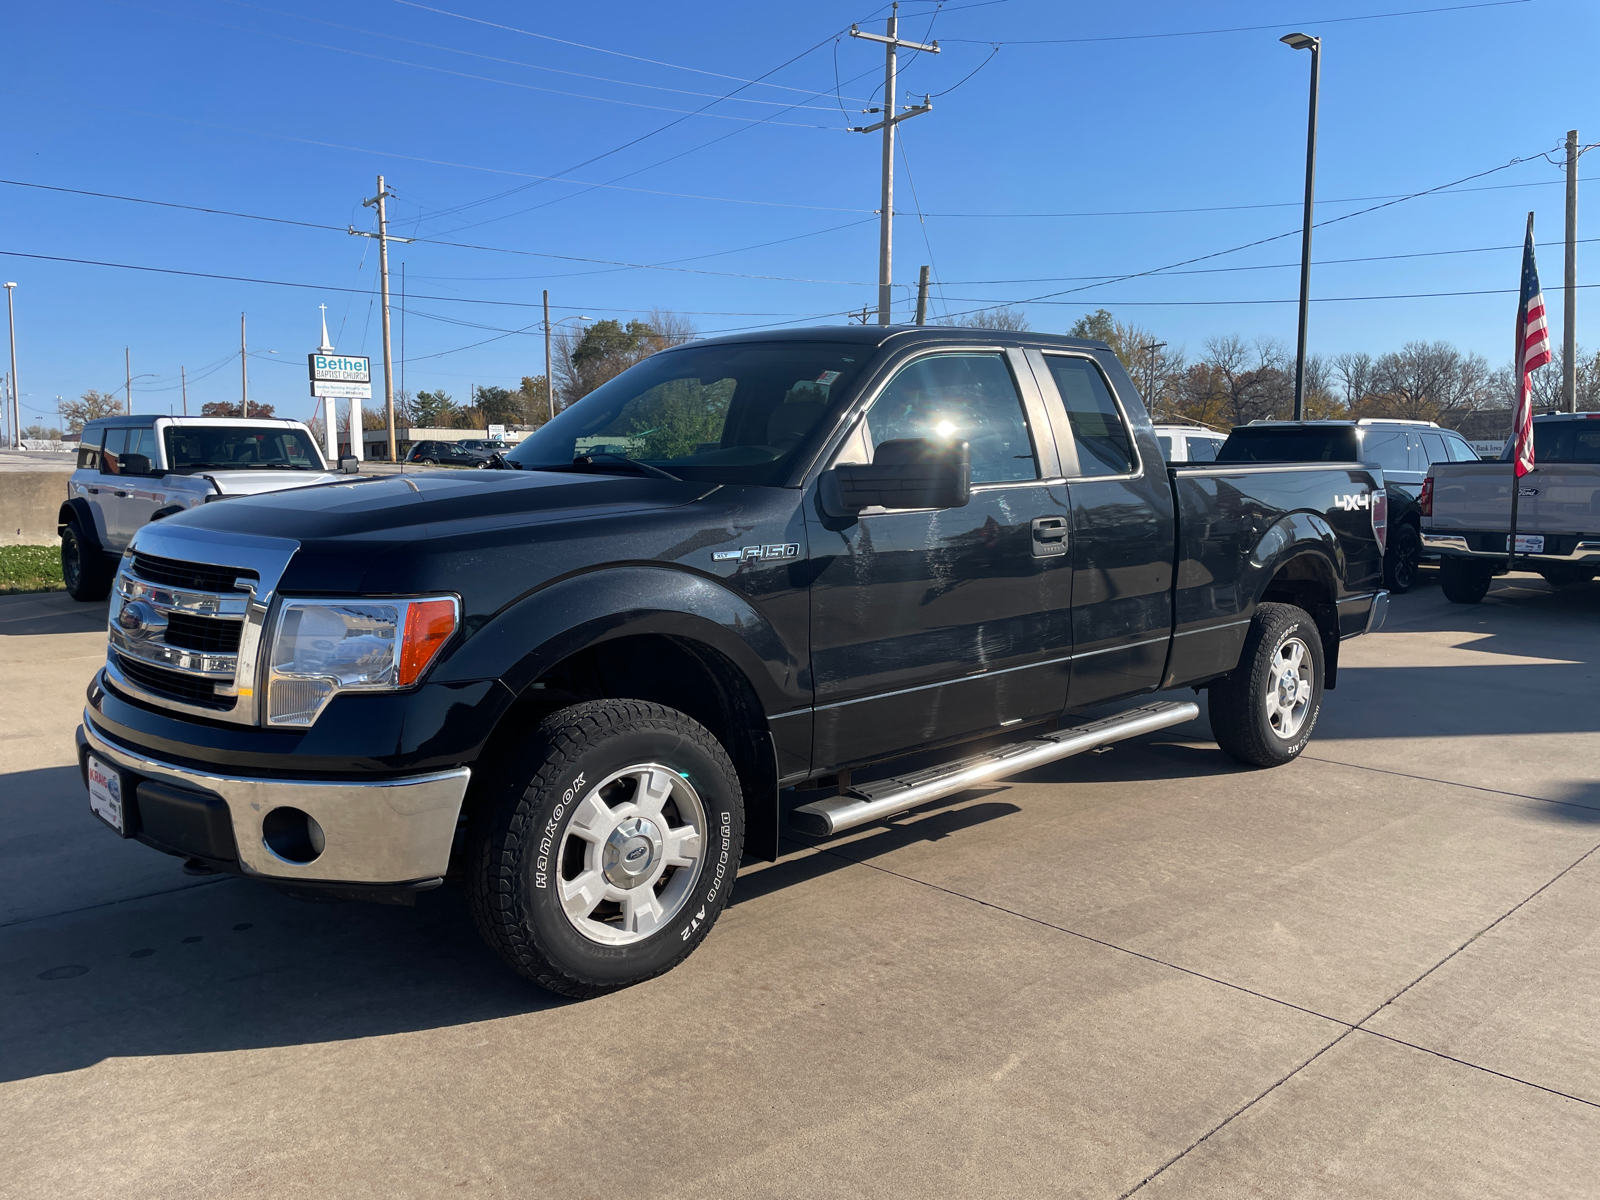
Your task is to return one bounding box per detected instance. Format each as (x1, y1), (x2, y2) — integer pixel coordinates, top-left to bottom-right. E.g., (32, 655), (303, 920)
(456, 439), (509, 454)
(1216, 418), (1479, 593)
(406, 440), (496, 467)
(1153, 424), (1226, 463)
(1422, 411), (1600, 602)
(59, 415), (349, 602)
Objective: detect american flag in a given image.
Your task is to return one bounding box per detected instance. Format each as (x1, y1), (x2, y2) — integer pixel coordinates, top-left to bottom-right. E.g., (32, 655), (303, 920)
(1511, 214), (1552, 478)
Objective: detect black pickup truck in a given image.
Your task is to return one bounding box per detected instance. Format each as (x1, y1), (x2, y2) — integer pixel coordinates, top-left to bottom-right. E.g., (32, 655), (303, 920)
(77, 326), (1388, 996)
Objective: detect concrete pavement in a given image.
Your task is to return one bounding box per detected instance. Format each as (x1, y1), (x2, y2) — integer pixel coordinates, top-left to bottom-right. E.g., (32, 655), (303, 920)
(2, 570), (1597, 1197)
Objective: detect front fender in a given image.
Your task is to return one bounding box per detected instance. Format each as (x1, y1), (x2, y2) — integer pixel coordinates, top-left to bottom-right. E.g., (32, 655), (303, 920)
(432, 564), (806, 715)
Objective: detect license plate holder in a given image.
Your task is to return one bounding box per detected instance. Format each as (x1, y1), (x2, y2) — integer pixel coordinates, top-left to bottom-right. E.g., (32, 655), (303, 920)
(1508, 534), (1545, 553)
(86, 754), (127, 835)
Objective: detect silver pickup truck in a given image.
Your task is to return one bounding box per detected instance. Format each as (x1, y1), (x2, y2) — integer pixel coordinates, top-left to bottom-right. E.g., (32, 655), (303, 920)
(1422, 411), (1600, 602)
(59, 414), (352, 601)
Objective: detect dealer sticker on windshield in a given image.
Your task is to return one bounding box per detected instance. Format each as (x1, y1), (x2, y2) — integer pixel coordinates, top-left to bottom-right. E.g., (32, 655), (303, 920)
(86, 755), (125, 835)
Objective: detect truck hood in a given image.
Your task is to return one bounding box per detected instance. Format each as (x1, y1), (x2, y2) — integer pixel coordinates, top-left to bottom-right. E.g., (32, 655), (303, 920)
(203, 469), (347, 496)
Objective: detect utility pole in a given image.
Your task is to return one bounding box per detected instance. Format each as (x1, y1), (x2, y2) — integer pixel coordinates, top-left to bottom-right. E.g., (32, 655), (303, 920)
(544, 289), (554, 422)
(240, 313), (249, 418)
(1141, 340), (1167, 417)
(850, 5), (937, 326)
(3, 283), (17, 448)
(181, 366), (188, 417)
(1564, 128), (1580, 413)
(350, 176), (411, 461)
(126, 347), (133, 416)
(400, 262), (407, 417)
(914, 265), (931, 325)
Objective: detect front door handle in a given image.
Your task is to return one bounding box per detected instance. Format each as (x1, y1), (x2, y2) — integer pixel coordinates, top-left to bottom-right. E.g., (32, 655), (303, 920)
(1031, 516), (1069, 558)
(86, 487), (99, 494)
(114, 490), (128, 498)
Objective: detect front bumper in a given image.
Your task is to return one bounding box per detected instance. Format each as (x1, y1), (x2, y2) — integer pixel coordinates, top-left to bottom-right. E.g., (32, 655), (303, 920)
(79, 715), (470, 886)
(1422, 532), (1600, 564)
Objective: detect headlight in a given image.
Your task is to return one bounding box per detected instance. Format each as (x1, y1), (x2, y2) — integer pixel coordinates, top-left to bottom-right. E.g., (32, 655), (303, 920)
(266, 596), (459, 727)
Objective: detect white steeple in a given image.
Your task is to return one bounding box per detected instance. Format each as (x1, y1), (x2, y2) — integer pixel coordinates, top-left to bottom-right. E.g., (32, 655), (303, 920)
(317, 303), (334, 352)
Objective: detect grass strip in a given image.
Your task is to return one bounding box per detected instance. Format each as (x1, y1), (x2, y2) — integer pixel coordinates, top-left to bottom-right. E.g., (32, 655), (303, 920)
(0, 544), (65, 594)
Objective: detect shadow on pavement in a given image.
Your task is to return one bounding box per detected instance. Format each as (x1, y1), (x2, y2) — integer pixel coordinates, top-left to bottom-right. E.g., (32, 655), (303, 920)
(0, 591), (108, 637)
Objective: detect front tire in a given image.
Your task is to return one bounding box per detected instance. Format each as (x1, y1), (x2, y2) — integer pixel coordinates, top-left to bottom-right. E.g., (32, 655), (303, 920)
(1383, 522), (1422, 593)
(1440, 557), (1494, 604)
(468, 700), (744, 998)
(61, 521), (113, 601)
(1208, 602), (1325, 768)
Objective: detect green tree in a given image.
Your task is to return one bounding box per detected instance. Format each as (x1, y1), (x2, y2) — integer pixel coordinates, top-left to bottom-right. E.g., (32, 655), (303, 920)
(200, 401), (276, 418)
(412, 389), (457, 428)
(57, 389), (124, 435)
(473, 385), (520, 427)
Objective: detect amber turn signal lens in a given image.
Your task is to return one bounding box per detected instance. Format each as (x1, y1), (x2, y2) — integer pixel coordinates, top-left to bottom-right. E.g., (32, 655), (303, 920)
(398, 599), (458, 686)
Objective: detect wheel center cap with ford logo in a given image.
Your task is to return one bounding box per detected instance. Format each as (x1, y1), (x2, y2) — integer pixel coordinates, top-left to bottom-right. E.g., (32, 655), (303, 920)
(602, 817), (664, 888)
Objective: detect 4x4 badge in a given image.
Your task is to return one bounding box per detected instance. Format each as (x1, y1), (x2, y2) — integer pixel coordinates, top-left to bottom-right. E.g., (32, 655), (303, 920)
(713, 543), (799, 563)
(1332, 492), (1370, 511)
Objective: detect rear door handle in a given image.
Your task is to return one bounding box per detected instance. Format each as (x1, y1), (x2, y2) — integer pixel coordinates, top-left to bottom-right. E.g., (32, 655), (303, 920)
(1031, 516), (1069, 557)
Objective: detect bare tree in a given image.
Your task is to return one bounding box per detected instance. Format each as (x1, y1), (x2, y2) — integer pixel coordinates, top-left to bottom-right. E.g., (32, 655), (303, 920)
(943, 305), (1031, 331)
(57, 389), (124, 435)
(1357, 341), (1492, 425)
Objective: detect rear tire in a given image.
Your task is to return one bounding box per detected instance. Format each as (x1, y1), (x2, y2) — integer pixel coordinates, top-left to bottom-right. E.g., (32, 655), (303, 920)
(1209, 602), (1324, 768)
(468, 699), (744, 998)
(1440, 557), (1494, 604)
(61, 521), (113, 602)
(1383, 522), (1422, 594)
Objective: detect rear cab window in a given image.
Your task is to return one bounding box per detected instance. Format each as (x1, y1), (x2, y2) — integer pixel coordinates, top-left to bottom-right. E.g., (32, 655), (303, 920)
(1529, 419), (1600, 462)
(1041, 355), (1137, 476)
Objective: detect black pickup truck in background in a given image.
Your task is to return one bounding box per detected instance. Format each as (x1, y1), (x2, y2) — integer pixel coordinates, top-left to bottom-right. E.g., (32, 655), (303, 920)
(78, 326), (1388, 997)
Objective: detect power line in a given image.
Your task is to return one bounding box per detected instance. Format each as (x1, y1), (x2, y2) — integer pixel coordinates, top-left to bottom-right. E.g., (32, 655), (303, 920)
(935, 283), (1600, 307)
(214, 0), (872, 107)
(385, 0), (871, 98)
(938, 147), (1560, 322)
(939, 0), (1531, 45)
(941, 237), (1600, 285)
(0, 249), (827, 317)
(0, 88), (874, 215)
(99, 0), (844, 129)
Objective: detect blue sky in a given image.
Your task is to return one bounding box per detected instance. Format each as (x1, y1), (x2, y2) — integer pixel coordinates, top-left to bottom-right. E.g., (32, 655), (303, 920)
(1, 0), (1596, 426)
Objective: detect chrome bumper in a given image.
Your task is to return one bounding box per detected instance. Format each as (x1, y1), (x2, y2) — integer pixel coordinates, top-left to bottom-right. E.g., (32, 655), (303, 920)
(1422, 532), (1600, 563)
(79, 715), (470, 885)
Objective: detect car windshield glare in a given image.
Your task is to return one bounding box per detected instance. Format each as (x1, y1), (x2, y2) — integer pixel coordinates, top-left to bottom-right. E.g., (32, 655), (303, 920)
(505, 341), (869, 485)
(164, 426), (324, 470)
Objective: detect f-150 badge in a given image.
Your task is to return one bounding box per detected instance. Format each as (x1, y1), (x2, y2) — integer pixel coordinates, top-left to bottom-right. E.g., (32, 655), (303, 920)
(713, 544), (800, 563)
(1332, 492), (1370, 511)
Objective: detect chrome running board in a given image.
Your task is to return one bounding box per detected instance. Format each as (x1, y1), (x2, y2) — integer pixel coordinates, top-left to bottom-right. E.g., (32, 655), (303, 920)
(790, 700), (1201, 837)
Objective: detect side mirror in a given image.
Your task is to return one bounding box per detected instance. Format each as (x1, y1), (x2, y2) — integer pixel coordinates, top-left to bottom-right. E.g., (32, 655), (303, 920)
(821, 438), (971, 517)
(338, 456), (360, 475)
(121, 452), (153, 476)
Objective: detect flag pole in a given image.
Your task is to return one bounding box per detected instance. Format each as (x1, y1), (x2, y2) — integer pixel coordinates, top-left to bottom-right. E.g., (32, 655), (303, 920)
(1508, 210), (1535, 575)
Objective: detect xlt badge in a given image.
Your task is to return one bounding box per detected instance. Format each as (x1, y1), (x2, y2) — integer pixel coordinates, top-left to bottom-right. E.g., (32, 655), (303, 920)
(713, 544), (799, 564)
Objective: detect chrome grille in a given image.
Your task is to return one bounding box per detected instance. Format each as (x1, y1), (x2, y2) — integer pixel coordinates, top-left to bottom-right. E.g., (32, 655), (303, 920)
(105, 526), (299, 726)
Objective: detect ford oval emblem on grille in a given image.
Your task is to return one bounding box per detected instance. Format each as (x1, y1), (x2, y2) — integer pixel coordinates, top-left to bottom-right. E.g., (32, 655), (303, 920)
(115, 600), (167, 641)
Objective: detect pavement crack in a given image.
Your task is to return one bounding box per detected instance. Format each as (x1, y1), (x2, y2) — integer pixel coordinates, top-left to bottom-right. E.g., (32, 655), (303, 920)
(0, 875), (235, 930)
(1300, 753), (1600, 811)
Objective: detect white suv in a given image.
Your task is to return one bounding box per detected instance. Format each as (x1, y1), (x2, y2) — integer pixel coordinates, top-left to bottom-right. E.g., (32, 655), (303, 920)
(1153, 424), (1226, 463)
(59, 415), (350, 601)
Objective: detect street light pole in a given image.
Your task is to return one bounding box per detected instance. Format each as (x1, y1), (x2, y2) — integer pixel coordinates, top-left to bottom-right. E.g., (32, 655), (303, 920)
(1282, 32), (1320, 422)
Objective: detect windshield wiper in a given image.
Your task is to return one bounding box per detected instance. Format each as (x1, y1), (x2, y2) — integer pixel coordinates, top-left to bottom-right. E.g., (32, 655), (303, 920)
(572, 452), (681, 482)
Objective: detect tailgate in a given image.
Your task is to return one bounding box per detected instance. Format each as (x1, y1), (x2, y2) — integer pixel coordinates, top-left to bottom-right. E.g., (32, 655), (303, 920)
(1428, 461), (1600, 536)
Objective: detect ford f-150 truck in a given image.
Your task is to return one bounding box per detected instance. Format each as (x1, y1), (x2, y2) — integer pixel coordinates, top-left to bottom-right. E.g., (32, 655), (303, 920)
(60, 415), (352, 602)
(76, 326), (1388, 996)
(1423, 411), (1600, 602)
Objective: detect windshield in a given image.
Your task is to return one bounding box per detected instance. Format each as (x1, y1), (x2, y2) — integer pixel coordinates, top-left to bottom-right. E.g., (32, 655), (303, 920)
(1511, 420), (1600, 463)
(1217, 427), (1361, 463)
(505, 341), (869, 485)
(164, 426), (325, 472)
